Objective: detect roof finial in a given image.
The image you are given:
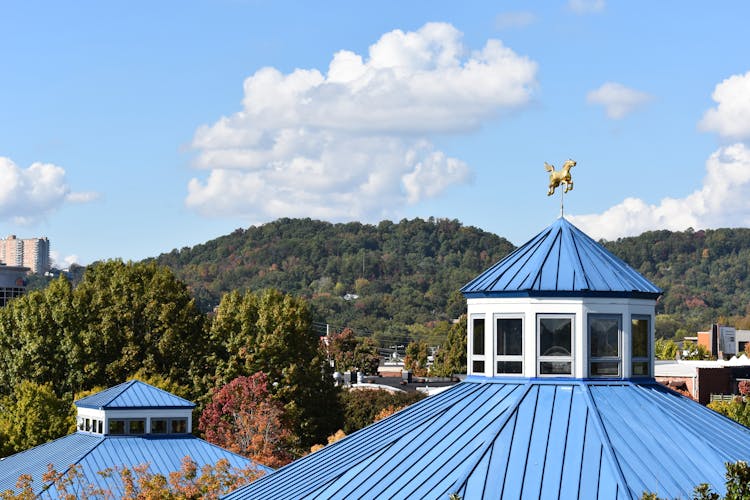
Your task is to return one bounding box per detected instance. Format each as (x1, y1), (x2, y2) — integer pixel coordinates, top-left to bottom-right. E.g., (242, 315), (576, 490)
(545, 159), (576, 217)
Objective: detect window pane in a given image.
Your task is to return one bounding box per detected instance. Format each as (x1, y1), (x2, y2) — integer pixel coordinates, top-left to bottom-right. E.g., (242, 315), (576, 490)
(591, 361), (620, 376)
(539, 318), (571, 357)
(129, 420), (145, 435)
(109, 420), (125, 435)
(497, 318), (522, 356)
(171, 419), (187, 434)
(472, 360), (485, 373)
(473, 318), (485, 355)
(632, 318), (649, 358)
(590, 317), (619, 358)
(151, 419), (168, 434)
(632, 361), (649, 376)
(497, 361), (523, 374)
(540, 361), (572, 375)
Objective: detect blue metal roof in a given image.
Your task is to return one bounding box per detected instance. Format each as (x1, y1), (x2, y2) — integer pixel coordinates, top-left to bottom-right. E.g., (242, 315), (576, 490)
(225, 378), (750, 499)
(461, 217), (661, 299)
(0, 433), (272, 498)
(75, 380), (195, 409)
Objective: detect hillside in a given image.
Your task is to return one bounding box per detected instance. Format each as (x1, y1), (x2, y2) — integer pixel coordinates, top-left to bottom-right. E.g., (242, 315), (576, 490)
(146, 220), (750, 341)
(150, 217), (515, 340)
(603, 227), (750, 336)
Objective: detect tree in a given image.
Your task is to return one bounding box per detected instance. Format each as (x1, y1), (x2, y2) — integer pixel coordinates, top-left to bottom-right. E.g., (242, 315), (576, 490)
(327, 328), (380, 374)
(73, 260), (207, 391)
(0, 277), (80, 398)
(338, 389), (424, 434)
(0, 381), (75, 457)
(431, 315), (467, 376)
(404, 340), (430, 376)
(199, 373), (295, 468)
(654, 337), (680, 360)
(208, 289), (341, 451)
(641, 460), (750, 500)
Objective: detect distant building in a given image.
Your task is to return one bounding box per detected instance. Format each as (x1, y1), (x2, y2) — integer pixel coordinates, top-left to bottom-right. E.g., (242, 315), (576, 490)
(655, 356), (750, 404)
(697, 324), (750, 358)
(0, 380), (271, 497)
(0, 264), (28, 306)
(0, 235), (50, 275)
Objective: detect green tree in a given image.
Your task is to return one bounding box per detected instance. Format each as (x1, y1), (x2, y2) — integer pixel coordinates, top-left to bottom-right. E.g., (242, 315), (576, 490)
(209, 289), (341, 451)
(654, 337), (680, 360)
(73, 260), (206, 391)
(327, 328), (380, 374)
(431, 315), (467, 376)
(0, 277), (80, 398)
(404, 340), (430, 376)
(0, 381), (75, 457)
(338, 389), (425, 434)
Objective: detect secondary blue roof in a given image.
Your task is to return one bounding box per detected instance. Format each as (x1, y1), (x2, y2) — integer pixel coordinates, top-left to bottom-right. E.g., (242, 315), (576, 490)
(75, 380), (195, 409)
(461, 217), (661, 299)
(225, 378), (750, 499)
(0, 433), (271, 498)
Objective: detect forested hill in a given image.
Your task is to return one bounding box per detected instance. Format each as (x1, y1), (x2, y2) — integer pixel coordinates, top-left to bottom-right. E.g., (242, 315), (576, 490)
(149, 218), (750, 339)
(150, 218), (515, 334)
(602, 227), (750, 336)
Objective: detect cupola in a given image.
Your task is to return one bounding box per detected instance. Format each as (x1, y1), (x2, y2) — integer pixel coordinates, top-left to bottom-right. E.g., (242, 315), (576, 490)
(460, 216), (661, 379)
(74, 380), (195, 436)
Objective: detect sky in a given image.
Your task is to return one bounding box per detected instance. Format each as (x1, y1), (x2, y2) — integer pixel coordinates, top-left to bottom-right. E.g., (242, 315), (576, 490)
(1, 1), (749, 267)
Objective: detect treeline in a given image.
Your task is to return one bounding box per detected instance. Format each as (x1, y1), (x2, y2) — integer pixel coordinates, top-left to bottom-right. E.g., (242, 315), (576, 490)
(148, 218), (750, 340)
(149, 217), (514, 340)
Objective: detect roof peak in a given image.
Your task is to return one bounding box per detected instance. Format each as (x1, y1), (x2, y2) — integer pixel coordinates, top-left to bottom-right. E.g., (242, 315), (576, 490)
(75, 380), (195, 409)
(461, 217), (661, 298)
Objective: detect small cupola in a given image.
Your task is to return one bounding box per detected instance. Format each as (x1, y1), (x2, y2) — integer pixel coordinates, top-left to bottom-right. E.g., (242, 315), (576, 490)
(461, 217), (661, 379)
(74, 380), (195, 436)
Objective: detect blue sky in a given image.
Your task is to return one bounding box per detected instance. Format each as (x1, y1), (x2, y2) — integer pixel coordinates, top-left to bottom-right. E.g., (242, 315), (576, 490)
(1, 1), (749, 266)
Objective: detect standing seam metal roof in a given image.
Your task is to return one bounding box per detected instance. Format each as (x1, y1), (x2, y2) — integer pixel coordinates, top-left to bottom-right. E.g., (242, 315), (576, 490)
(75, 380), (195, 409)
(461, 217), (661, 298)
(225, 378), (750, 499)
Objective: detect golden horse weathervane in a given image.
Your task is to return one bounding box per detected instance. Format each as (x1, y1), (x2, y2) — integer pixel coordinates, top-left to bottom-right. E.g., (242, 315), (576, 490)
(545, 159), (576, 216)
(545, 159), (576, 196)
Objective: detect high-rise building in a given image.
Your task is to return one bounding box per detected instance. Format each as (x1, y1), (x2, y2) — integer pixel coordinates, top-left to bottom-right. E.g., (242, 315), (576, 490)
(0, 235), (50, 274)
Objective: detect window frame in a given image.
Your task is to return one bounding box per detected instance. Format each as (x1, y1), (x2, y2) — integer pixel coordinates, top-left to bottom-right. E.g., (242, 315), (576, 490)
(631, 315), (651, 377)
(494, 314), (523, 375)
(588, 314), (622, 378)
(470, 314), (486, 375)
(537, 314), (575, 377)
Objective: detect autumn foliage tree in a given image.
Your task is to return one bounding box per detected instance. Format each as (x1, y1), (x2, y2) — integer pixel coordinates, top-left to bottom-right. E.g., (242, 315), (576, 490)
(199, 373), (295, 468)
(0, 457), (262, 499)
(207, 289), (341, 450)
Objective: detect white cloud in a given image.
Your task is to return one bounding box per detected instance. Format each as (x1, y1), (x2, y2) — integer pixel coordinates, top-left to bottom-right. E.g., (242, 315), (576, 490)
(568, 0), (605, 13)
(569, 144), (750, 239)
(0, 157), (97, 224)
(495, 11), (536, 30)
(50, 250), (79, 269)
(699, 70), (750, 140)
(188, 22), (537, 221)
(587, 82), (652, 119)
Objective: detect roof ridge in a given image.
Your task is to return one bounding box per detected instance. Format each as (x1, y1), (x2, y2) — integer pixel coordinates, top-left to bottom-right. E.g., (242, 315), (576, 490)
(578, 381), (633, 499)
(37, 435), (105, 496)
(449, 380), (534, 495)
(101, 380), (137, 407)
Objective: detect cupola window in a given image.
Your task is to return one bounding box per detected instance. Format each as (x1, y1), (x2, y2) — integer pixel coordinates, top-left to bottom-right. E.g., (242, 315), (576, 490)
(538, 315), (574, 376)
(589, 315), (621, 377)
(495, 316), (523, 374)
(471, 315), (486, 374)
(631, 316), (651, 376)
